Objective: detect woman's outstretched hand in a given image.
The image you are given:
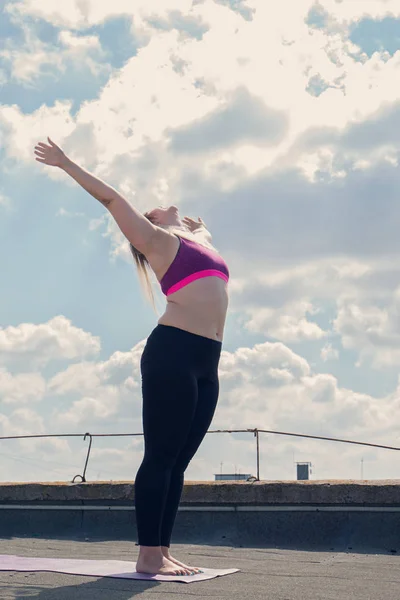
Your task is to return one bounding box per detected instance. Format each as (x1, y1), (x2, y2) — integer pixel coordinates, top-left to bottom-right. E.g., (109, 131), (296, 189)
(34, 137), (69, 168)
(182, 216), (206, 233)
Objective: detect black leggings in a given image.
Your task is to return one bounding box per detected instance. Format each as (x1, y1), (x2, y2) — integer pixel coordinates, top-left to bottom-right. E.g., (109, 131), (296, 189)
(134, 324), (222, 547)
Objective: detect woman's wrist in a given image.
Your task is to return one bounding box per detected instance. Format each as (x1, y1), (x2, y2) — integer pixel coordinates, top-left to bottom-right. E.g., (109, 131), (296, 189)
(59, 155), (72, 170)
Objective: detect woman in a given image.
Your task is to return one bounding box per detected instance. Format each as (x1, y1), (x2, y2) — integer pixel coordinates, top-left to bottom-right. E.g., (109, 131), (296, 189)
(34, 138), (230, 577)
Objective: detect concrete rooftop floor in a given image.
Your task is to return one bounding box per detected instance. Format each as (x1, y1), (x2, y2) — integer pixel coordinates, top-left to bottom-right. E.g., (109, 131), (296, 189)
(0, 536), (398, 600)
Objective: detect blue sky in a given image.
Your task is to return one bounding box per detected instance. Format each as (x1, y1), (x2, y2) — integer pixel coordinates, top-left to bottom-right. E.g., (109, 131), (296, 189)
(1, 0), (400, 483)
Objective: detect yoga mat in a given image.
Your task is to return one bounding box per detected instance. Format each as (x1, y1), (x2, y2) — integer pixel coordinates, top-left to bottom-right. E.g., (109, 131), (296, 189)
(0, 554), (240, 584)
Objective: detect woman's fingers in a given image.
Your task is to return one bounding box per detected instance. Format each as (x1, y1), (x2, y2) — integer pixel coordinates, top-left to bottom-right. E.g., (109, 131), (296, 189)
(35, 144), (49, 153)
(34, 140), (64, 167)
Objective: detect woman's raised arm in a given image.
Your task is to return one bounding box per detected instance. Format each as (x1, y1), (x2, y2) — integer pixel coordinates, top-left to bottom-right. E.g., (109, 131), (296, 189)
(35, 137), (116, 207)
(34, 137), (159, 255)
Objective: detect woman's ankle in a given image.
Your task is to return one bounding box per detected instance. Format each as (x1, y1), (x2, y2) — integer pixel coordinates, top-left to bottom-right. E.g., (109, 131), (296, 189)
(138, 545), (162, 557)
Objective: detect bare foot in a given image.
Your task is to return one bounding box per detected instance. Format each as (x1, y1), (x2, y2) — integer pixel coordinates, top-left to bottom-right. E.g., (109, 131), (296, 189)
(136, 555), (196, 577)
(161, 549), (203, 574)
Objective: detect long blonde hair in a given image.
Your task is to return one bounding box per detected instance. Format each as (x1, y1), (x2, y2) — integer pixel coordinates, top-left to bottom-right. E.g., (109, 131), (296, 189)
(129, 212), (220, 316)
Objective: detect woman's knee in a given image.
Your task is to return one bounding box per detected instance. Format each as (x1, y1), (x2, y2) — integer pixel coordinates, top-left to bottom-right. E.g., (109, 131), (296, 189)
(141, 451), (177, 472)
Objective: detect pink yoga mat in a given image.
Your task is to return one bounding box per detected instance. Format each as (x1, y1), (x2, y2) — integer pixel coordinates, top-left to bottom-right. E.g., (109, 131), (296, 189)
(0, 554), (240, 584)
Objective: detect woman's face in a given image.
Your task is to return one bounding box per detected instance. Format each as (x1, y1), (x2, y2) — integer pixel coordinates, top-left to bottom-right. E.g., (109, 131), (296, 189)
(149, 205), (180, 226)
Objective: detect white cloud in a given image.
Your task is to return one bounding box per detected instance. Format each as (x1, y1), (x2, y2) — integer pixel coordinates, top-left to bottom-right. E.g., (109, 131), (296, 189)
(5, 0), (199, 31)
(334, 289), (400, 369)
(0, 369), (46, 405)
(58, 30), (101, 50)
(47, 345), (143, 396)
(0, 316), (101, 370)
(0, 8), (109, 85)
(314, 0), (400, 23)
(242, 301), (326, 343)
(321, 343), (339, 362)
(58, 392), (121, 424)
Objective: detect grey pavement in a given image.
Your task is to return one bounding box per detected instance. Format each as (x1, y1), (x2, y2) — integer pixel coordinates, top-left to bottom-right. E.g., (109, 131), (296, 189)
(0, 537), (398, 599)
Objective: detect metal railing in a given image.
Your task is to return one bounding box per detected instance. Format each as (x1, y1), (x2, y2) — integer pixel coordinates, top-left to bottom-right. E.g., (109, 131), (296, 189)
(1, 428), (399, 483)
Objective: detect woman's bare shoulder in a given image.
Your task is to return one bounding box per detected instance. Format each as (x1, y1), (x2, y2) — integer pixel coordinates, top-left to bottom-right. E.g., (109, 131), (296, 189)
(147, 226), (213, 261)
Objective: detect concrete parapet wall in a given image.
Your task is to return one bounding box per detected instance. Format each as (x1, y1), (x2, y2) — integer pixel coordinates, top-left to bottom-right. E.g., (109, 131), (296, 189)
(0, 480), (399, 504)
(0, 481), (399, 552)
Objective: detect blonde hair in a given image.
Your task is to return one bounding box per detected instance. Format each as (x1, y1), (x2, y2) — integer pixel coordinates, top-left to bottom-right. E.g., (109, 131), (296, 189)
(129, 212), (220, 316)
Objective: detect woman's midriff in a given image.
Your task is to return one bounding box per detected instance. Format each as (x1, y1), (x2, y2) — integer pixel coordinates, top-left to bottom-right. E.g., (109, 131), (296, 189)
(157, 277), (229, 342)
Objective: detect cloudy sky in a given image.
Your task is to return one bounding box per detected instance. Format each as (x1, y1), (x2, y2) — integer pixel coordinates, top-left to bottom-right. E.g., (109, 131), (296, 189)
(1, 0), (400, 483)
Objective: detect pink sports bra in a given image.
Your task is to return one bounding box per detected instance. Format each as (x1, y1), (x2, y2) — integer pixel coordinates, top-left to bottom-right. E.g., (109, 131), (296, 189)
(160, 235), (230, 296)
